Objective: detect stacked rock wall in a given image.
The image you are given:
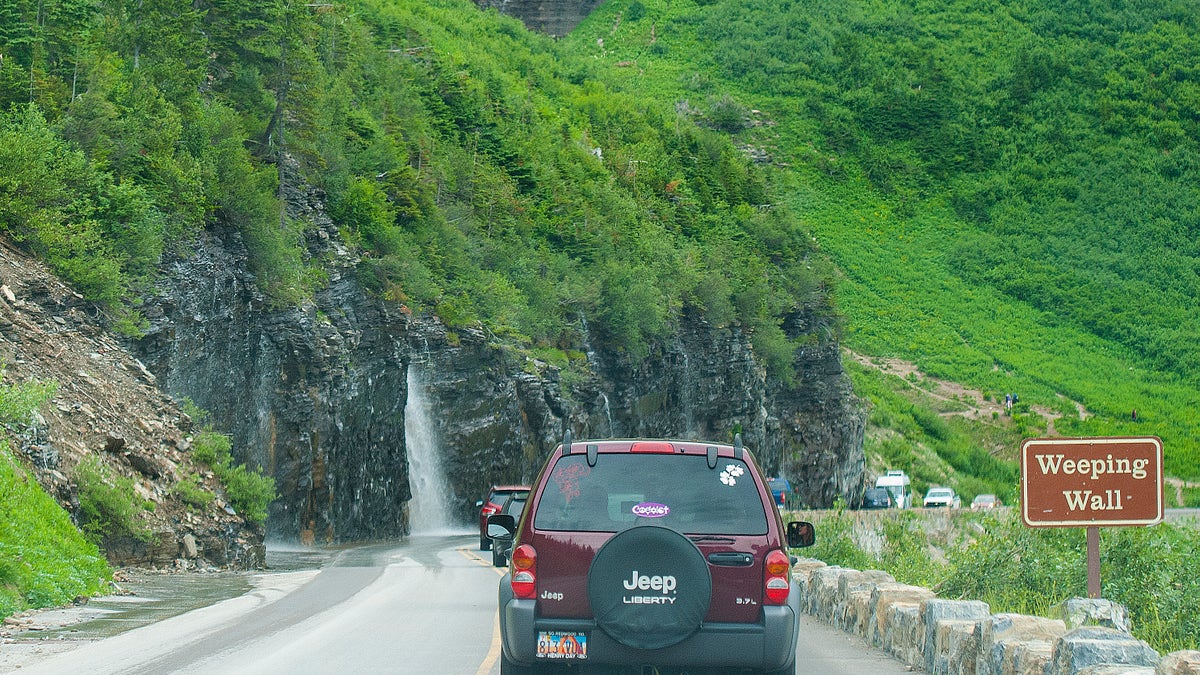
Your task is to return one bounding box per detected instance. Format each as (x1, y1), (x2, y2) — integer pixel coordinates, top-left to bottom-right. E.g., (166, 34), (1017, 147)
(793, 558), (1200, 675)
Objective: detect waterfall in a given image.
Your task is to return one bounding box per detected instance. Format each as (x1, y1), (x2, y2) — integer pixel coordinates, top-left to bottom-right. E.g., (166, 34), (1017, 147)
(679, 346), (697, 438)
(600, 392), (614, 437)
(405, 364), (457, 535)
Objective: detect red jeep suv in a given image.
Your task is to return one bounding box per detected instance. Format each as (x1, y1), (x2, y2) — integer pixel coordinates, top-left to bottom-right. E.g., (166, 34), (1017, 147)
(488, 433), (815, 674)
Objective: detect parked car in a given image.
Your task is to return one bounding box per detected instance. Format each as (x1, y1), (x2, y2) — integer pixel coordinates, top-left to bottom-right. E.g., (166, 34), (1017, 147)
(923, 486), (961, 508)
(487, 433), (815, 674)
(492, 492), (529, 567)
(768, 477), (792, 508)
(860, 486), (893, 509)
(477, 484), (530, 550)
(971, 493), (1001, 510)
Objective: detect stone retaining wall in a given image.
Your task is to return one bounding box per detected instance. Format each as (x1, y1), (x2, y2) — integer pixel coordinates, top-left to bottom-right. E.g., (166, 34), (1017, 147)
(792, 558), (1200, 675)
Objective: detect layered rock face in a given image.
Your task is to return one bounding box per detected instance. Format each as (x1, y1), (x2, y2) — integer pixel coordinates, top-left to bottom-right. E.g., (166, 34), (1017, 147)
(476, 0), (605, 37)
(136, 231), (414, 543)
(134, 193), (864, 541)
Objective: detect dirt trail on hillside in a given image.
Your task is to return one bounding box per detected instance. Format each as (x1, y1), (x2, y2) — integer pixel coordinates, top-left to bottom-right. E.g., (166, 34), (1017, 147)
(844, 350), (1087, 435)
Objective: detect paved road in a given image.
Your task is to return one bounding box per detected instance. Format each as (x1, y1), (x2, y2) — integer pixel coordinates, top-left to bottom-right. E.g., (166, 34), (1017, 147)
(4, 535), (915, 674)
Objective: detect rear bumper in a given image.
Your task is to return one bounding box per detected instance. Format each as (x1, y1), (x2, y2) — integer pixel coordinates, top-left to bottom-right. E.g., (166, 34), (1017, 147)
(498, 575), (800, 670)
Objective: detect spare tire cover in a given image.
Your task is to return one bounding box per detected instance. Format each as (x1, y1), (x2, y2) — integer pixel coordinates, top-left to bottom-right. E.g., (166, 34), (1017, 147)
(586, 525), (712, 650)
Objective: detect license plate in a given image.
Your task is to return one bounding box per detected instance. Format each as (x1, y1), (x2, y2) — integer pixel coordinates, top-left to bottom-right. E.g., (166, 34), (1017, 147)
(535, 631), (588, 660)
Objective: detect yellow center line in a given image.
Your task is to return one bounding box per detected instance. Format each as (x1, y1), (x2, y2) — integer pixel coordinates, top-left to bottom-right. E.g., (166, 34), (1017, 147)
(461, 546), (508, 674)
(475, 604), (504, 674)
(457, 546), (510, 575)
(472, 595), (501, 667)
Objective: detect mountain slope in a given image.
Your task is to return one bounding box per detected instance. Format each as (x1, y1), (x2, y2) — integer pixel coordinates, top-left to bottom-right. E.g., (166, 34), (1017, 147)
(560, 0), (1200, 482)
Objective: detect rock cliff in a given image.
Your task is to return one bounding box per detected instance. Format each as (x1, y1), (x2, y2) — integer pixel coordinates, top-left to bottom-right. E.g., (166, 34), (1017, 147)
(133, 185), (865, 541)
(0, 239), (264, 570)
(476, 0), (605, 37)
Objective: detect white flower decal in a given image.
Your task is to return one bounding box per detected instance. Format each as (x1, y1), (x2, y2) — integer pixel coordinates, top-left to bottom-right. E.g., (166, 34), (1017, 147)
(720, 464), (745, 486)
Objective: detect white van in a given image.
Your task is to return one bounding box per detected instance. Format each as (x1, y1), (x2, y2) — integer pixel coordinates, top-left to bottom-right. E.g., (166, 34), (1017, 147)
(874, 470), (912, 509)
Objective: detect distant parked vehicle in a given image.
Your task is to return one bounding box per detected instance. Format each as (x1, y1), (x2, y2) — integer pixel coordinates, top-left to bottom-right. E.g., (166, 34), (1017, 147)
(860, 487), (892, 510)
(875, 470), (912, 508)
(477, 485), (530, 550)
(768, 477), (792, 508)
(923, 486), (961, 509)
(971, 493), (1001, 510)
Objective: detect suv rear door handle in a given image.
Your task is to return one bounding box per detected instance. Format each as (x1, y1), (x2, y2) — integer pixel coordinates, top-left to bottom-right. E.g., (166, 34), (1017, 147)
(706, 552), (754, 567)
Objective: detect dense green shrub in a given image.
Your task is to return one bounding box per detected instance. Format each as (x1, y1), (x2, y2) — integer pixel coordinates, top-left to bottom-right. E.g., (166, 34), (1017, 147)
(802, 507), (875, 572)
(191, 430), (275, 525)
(170, 474), (215, 510)
(74, 455), (155, 544)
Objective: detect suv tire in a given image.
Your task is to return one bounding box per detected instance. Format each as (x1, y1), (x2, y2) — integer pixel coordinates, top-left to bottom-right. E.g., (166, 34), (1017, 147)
(586, 525), (712, 650)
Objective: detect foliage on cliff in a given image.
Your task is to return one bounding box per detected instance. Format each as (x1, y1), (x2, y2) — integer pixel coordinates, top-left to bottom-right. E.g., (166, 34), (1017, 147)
(564, 0), (1200, 480)
(0, 0), (831, 378)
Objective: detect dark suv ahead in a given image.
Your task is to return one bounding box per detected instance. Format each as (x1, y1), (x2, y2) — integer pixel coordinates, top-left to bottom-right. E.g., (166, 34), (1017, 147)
(478, 485), (531, 550)
(488, 434), (815, 674)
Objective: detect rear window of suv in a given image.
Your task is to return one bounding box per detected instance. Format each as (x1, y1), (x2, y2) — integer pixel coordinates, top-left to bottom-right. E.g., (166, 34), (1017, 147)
(533, 454), (769, 535)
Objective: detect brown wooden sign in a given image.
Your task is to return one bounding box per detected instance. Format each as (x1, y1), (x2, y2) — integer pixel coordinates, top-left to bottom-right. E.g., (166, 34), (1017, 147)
(1021, 437), (1163, 527)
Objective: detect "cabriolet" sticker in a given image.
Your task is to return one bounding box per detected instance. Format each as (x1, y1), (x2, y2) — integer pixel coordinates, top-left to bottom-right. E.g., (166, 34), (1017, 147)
(631, 502), (670, 518)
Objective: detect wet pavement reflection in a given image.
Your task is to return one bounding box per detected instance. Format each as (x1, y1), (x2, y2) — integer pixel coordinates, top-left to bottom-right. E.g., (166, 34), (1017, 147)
(11, 543), (339, 642)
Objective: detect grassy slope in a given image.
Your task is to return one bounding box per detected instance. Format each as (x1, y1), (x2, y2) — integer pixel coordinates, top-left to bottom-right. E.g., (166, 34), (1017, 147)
(0, 442), (111, 619)
(558, 0), (1200, 487)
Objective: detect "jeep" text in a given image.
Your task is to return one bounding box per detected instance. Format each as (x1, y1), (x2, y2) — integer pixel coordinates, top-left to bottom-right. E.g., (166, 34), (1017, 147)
(622, 571), (677, 594)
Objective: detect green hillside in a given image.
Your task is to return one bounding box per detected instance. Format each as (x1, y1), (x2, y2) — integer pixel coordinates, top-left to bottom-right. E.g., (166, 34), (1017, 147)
(0, 0), (829, 374)
(561, 0), (1200, 486)
(1, 0), (1199, 505)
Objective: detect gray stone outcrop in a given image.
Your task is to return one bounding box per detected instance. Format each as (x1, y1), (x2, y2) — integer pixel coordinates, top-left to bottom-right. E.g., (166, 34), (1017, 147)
(475, 0), (605, 37)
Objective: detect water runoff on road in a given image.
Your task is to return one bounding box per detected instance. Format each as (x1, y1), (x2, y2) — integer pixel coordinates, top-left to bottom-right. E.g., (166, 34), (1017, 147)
(404, 363), (470, 536)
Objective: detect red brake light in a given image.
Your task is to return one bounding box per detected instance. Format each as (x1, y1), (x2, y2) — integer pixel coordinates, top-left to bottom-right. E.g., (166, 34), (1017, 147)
(630, 441), (674, 453)
(510, 544), (537, 599)
(764, 549), (791, 605)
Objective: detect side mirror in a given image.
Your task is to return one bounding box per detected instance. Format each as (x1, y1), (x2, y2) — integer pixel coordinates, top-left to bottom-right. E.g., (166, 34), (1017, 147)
(487, 514), (516, 541)
(475, 499), (484, 508)
(786, 520), (815, 548)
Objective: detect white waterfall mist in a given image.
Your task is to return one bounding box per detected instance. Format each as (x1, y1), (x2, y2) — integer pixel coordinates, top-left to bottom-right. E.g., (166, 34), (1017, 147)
(404, 364), (460, 535)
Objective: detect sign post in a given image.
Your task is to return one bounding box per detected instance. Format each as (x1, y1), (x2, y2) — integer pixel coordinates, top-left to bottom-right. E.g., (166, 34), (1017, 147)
(1020, 436), (1163, 598)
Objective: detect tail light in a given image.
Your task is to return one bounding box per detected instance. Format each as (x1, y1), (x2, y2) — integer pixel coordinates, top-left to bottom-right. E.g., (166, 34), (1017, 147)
(510, 544), (537, 599)
(763, 549), (791, 605)
(481, 502), (500, 516)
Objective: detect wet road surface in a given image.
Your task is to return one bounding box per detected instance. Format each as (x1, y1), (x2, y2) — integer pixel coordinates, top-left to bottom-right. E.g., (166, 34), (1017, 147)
(1, 535), (915, 674)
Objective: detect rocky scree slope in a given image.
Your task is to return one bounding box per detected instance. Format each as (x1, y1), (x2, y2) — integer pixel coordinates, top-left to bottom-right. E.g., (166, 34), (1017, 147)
(0, 238), (264, 569)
